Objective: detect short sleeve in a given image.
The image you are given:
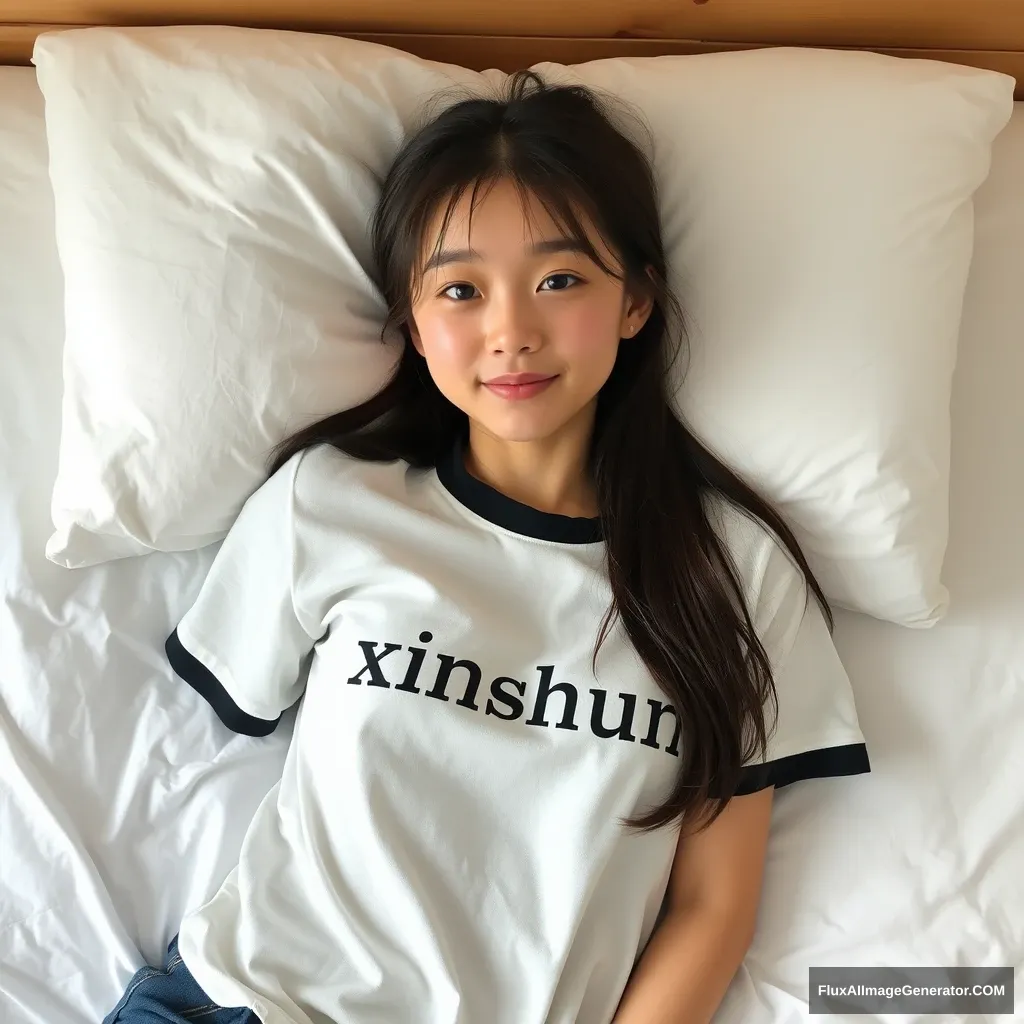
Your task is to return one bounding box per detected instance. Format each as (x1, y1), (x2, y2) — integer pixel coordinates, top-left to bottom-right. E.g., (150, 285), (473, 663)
(166, 453), (319, 737)
(726, 516), (871, 797)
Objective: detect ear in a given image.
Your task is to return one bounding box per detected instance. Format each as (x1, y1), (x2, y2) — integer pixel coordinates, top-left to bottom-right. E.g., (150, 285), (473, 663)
(619, 279), (656, 339)
(407, 320), (425, 357)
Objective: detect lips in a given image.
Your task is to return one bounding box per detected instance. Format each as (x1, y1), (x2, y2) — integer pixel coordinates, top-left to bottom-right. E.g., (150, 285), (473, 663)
(482, 374), (558, 402)
(483, 373), (557, 386)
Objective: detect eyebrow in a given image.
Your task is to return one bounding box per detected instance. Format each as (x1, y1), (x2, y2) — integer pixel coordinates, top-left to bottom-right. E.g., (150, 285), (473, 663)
(422, 238), (592, 273)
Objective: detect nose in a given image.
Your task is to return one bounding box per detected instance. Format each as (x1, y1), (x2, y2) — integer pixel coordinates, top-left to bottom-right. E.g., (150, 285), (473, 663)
(484, 287), (543, 353)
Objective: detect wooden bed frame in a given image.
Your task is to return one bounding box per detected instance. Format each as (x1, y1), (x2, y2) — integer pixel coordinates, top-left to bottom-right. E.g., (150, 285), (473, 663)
(1, 1), (1022, 98)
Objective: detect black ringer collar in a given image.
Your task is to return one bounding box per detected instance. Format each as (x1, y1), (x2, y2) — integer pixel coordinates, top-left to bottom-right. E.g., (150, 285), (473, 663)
(435, 435), (603, 545)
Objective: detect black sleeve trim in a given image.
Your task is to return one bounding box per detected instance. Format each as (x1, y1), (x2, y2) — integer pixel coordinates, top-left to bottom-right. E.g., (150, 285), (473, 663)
(729, 742), (871, 797)
(166, 628), (281, 738)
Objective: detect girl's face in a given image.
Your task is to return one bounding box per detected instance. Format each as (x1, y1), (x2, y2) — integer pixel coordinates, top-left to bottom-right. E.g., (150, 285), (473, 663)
(409, 178), (652, 446)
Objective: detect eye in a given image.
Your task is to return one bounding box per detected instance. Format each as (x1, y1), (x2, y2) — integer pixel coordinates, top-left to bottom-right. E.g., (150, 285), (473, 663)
(441, 283), (479, 301)
(539, 273), (581, 292)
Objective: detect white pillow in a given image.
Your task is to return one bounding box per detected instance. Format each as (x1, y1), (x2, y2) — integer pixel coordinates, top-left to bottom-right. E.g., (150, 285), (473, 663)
(32, 26), (497, 565)
(539, 49), (1013, 625)
(35, 28), (1013, 627)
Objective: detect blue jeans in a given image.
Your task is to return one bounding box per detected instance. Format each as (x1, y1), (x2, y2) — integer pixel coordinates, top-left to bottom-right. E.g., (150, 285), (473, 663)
(103, 934), (257, 1023)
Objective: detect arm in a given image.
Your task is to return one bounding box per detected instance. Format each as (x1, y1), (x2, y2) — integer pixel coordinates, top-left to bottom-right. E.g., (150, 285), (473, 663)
(612, 786), (775, 1024)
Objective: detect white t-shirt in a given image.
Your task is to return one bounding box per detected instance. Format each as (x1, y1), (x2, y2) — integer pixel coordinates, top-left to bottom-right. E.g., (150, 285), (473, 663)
(169, 437), (869, 1024)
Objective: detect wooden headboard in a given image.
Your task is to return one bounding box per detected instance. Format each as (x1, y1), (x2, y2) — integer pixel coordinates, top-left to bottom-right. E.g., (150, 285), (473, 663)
(1, 1), (1022, 98)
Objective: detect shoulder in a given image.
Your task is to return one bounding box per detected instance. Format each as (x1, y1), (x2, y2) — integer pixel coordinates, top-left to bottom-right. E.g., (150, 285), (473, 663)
(703, 493), (811, 653)
(272, 444), (413, 507)
(228, 446), (411, 541)
(269, 444), (426, 549)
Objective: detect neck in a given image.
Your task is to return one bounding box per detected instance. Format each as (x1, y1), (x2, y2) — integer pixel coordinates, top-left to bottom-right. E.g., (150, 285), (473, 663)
(463, 412), (599, 520)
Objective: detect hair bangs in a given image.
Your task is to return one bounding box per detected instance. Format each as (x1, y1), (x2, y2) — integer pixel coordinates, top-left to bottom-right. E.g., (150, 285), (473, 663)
(406, 157), (627, 305)
(507, 169), (624, 281)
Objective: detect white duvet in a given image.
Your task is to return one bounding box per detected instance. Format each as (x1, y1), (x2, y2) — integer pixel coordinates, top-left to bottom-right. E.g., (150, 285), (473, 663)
(1, 65), (1021, 1023)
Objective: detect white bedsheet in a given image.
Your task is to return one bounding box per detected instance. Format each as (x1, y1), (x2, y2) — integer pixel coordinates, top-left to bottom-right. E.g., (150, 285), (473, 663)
(0, 64), (1021, 1023)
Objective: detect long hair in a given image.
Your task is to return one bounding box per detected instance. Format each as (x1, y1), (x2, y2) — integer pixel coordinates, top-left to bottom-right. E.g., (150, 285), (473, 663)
(271, 70), (832, 835)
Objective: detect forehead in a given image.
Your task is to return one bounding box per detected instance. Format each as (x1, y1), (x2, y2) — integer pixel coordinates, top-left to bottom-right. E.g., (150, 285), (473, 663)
(422, 176), (598, 255)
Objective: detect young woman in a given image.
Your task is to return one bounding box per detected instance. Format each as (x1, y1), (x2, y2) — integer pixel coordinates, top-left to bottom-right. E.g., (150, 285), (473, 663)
(105, 70), (869, 1024)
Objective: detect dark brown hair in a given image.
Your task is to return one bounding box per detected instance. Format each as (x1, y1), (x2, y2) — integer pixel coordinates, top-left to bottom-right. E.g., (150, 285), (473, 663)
(271, 70), (832, 835)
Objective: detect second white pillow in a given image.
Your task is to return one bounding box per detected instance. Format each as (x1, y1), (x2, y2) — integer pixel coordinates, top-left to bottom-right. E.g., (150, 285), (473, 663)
(543, 48), (1014, 625)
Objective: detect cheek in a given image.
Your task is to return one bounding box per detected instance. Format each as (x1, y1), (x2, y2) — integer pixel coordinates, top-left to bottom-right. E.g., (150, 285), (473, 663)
(551, 295), (623, 366)
(413, 309), (479, 382)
